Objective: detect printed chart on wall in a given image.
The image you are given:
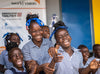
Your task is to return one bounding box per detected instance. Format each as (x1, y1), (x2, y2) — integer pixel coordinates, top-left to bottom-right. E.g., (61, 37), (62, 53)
(62, 0), (92, 50)
(0, 0), (46, 54)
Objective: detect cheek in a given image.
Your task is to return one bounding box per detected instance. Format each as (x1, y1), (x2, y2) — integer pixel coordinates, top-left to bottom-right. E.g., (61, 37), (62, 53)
(21, 55), (23, 59)
(83, 53), (86, 57)
(31, 33), (36, 37)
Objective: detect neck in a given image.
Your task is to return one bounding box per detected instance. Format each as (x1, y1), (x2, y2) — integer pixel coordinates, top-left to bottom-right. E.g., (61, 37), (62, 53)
(83, 60), (87, 65)
(32, 39), (42, 47)
(15, 66), (24, 72)
(62, 46), (73, 56)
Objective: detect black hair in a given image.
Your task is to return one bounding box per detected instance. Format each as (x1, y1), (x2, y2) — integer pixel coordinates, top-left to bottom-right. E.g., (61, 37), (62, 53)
(93, 44), (100, 51)
(26, 14), (39, 29)
(78, 45), (88, 49)
(53, 21), (68, 39)
(26, 14), (39, 22)
(4, 33), (20, 46)
(8, 47), (22, 59)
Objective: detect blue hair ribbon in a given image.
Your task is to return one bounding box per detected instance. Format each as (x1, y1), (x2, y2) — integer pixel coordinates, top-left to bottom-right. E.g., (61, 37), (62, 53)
(26, 18), (44, 28)
(16, 33), (23, 41)
(49, 26), (68, 40)
(2, 32), (9, 38)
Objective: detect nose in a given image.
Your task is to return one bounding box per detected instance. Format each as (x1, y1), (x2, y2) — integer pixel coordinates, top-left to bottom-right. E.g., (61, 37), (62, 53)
(16, 54), (20, 59)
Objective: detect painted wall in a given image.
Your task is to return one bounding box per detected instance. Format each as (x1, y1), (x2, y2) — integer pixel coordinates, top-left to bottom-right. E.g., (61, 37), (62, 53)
(92, 0), (100, 44)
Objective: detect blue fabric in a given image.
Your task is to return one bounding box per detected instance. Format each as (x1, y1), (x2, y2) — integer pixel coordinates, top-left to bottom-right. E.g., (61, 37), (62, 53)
(53, 47), (83, 74)
(26, 18), (44, 27)
(16, 33), (23, 41)
(49, 26), (68, 40)
(4, 66), (27, 74)
(0, 50), (13, 69)
(2, 32), (9, 38)
(22, 38), (54, 65)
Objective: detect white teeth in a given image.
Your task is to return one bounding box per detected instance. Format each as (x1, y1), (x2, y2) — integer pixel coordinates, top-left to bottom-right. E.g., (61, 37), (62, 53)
(17, 60), (22, 65)
(85, 56), (89, 58)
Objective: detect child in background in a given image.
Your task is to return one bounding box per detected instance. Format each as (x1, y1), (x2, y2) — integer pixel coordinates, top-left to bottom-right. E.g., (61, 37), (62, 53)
(4, 47), (28, 74)
(83, 44), (100, 74)
(0, 33), (22, 73)
(78, 45), (90, 67)
(42, 26), (50, 39)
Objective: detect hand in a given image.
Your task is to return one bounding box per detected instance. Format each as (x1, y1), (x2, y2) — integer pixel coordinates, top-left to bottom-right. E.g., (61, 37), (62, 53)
(48, 44), (60, 58)
(52, 53), (64, 63)
(90, 59), (99, 70)
(25, 60), (38, 74)
(42, 63), (54, 74)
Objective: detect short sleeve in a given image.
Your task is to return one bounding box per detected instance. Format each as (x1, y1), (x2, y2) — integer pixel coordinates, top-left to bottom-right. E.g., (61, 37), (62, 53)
(22, 45), (32, 61)
(4, 70), (13, 74)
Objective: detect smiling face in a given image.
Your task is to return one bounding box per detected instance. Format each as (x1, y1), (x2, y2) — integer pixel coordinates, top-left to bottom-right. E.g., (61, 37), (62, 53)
(80, 47), (90, 62)
(28, 22), (43, 42)
(55, 29), (71, 48)
(42, 26), (50, 38)
(9, 48), (23, 68)
(94, 46), (100, 58)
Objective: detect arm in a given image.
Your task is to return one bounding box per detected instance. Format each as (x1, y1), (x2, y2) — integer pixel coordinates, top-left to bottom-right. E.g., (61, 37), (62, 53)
(79, 59), (99, 74)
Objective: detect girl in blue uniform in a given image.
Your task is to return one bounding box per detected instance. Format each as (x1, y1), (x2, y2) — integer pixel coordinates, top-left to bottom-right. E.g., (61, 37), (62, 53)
(22, 14), (63, 74)
(0, 33), (22, 73)
(4, 47), (28, 74)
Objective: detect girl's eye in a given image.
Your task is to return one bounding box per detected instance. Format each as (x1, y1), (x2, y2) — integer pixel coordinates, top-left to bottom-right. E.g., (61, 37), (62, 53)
(11, 54), (16, 58)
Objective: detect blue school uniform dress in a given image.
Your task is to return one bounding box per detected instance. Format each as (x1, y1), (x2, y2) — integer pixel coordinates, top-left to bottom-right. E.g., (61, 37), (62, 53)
(4, 66), (28, 74)
(84, 56), (100, 74)
(0, 50), (13, 69)
(22, 38), (54, 65)
(53, 47), (83, 74)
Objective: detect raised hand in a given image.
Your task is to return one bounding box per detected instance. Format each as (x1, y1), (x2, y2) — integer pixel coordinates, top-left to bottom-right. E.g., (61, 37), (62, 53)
(90, 59), (99, 70)
(48, 44), (60, 58)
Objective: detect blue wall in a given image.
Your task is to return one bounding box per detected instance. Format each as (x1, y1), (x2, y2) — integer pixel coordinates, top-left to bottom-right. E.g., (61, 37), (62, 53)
(61, 0), (92, 50)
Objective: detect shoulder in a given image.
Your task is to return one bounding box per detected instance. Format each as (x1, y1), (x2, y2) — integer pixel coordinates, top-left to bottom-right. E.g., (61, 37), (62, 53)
(4, 69), (13, 74)
(22, 40), (34, 50)
(1, 50), (8, 56)
(23, 40), (32, 47)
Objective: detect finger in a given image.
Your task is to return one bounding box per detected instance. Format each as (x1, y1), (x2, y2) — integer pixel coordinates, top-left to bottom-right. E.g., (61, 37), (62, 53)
(44, 66), (55, 71)
(56, 53), (62, 55)
(55, 44), (60, 54)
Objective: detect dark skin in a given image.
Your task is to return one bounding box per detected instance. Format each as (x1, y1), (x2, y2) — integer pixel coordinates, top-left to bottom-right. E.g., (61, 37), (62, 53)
(9, 48), (24, 71)
(0, 34), (20, 73)
(28, 22), (43, 47)
(93, 46), (100, 58)
(27, 22), (54, 74)
(48, 29), (99, 74)
(27, 22), (63, 74)
(55, 29), (73, 56)
(80, 47), (90, 65)
(42, 26), (50, 39)
(89, 45), (100, 74)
